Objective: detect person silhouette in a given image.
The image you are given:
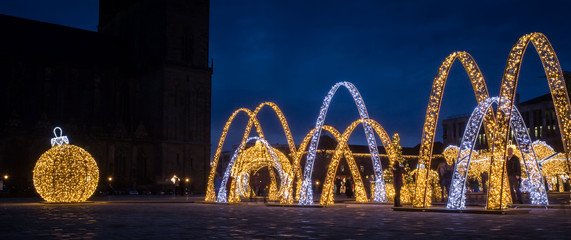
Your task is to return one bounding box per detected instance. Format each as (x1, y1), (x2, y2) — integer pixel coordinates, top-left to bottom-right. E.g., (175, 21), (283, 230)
(506, 147), (523, 204)
(392, 160), (405, 207)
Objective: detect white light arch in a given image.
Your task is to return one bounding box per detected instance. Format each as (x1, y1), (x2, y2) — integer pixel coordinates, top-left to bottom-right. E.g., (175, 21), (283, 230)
(299, 82), (387, 205)
(447, 97), (548, 209)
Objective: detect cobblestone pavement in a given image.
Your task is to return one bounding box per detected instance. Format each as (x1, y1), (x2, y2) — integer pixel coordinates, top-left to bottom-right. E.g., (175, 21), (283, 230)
(1, 197), (570, 239)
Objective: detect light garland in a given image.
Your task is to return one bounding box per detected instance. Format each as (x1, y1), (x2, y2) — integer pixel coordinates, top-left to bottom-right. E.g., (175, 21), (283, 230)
(33, 127), (99, 203)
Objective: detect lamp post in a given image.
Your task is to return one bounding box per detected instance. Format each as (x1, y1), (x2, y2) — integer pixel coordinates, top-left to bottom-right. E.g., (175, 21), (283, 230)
(107, 177), (113, 195)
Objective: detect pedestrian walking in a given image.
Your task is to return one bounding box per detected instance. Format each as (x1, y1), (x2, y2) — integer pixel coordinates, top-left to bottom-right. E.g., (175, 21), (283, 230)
(392, 160), (405, 207)
(506, 147), (523, 204)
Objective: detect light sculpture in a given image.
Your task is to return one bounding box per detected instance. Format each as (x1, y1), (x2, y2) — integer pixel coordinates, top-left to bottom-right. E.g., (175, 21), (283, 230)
(415, 51), (492, 208)
(33, 127), (99, 203)
(299, 82), (388, 205)
(447, 97), (548, 209)
(417, 33), (571, 210)
(443, 146), (460, 165)
(228, 140), (291, 202)
(205, 100), (382, 205)
(205, 102), (299, 202)
(217, 137), (293, 204)
(319, 118), (398, 205)
(488, 32), (571, 210)
(534, 141), (568, 192)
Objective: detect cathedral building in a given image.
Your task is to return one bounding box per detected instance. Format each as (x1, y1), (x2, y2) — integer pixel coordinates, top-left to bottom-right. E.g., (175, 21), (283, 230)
(0, 0), (212, 194)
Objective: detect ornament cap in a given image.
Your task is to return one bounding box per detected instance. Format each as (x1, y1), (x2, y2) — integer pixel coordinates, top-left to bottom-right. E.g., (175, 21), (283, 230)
(51, 127), (69, 146)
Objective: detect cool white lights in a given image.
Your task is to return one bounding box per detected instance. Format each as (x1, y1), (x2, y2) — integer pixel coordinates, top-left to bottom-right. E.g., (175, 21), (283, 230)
(447, 97), (548, 209)
(299, 82), (387, 205)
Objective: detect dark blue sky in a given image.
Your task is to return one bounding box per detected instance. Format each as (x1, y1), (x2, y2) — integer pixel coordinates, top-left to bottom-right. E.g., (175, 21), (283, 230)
(2, 0), (571, 150)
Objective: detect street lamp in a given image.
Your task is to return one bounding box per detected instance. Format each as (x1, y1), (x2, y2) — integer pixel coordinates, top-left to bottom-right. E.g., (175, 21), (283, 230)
(171, 175), (179, 184)
(171, 175), (180, 196)
(3, 175), (8, 180)
(108, 177), (113, 182)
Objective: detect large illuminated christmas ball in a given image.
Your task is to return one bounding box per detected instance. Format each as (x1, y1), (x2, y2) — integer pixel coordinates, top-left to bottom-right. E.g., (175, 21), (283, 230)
(33, 128), (99, 203)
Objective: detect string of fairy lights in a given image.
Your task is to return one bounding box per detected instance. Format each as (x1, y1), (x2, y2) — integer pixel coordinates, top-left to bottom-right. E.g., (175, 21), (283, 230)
(205, 32), (570, 210)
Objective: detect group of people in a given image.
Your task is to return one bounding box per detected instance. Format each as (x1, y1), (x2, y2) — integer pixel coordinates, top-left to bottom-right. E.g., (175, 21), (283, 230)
(334, 177), (354, 198)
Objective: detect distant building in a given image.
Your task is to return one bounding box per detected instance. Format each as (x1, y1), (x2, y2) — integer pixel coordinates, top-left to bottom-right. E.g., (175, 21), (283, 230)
(0, 0), (212, 193)
(442, 71), (571, 152)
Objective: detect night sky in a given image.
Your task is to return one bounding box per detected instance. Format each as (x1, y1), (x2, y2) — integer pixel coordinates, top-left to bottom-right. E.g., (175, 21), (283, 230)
(2, 0), (571, 151)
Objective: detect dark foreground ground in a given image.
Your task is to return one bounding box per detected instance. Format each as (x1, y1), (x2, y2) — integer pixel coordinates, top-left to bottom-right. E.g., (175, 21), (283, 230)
(1, 196), (570, 239)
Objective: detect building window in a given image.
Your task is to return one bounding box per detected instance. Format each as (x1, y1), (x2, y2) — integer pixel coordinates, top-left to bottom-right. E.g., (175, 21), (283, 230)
(360, 165), (364, 172)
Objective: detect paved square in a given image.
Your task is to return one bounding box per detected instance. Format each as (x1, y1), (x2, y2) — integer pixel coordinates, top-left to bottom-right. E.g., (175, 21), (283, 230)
(1, 197), (570, 239)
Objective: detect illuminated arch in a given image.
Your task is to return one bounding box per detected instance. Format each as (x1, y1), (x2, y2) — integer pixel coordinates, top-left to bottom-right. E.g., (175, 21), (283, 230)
(447, 97), (548, 209)
(292, 125), (355, 201)
(206, 108), (257, 202)
(205, 102), (299, 202)
(228, 140), (292, 203)
(415, 51), (492, 207)
(299, 82), (387, 205)
(320, 118), (398, 205)
(217, 137), (293, 204)
(488, 32), (571, 210)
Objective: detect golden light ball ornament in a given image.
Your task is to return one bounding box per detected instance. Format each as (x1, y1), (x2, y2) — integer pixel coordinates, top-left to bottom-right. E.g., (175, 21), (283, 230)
(33, 127), (99, 203)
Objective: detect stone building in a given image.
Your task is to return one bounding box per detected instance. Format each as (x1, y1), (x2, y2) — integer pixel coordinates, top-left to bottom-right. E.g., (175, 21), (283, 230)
(0, 0), (212, 194)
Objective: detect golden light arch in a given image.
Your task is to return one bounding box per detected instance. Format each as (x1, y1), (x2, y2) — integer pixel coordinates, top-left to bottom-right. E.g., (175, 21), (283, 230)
(217, 136), (294, 203)
(487, 32), (571, 210)
(415, 51), (492, 207)
(227, 140), (293, 203)
(206, 102), (305, 202)
(320, 118), (398, 205)
(291, 125), (360, 201)
(205, 108), (257, 202)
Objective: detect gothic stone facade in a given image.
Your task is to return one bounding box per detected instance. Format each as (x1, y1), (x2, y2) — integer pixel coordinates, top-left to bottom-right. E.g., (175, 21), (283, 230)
(0, 0), (211, 194)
